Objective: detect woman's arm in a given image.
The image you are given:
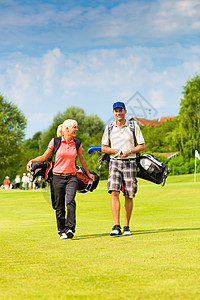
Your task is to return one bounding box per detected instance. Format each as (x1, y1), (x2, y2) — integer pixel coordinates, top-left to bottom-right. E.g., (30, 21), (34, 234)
(27, 148), (53, 171)
(77, 151), (95, 181)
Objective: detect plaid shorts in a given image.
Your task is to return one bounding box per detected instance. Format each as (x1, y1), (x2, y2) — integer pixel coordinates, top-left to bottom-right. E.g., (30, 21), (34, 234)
(107, 159), (137, 198)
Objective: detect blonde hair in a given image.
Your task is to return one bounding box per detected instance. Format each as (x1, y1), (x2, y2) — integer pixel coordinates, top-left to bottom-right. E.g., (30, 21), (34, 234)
(57, 119), (78, 137)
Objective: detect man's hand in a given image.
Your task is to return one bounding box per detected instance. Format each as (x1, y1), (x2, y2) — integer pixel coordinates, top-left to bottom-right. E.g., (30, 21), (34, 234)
(122, 150), (131, 157)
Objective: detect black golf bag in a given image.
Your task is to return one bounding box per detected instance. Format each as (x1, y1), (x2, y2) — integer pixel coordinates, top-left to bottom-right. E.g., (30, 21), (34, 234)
(30, 162), (100, 192)
(76, 166), (99, 193)
(136, 154), (170, 186)
(31, 162), (53, 183)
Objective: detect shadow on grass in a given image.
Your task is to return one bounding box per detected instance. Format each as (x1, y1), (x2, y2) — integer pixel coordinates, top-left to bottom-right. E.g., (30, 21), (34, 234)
(74, 227), (200, 240)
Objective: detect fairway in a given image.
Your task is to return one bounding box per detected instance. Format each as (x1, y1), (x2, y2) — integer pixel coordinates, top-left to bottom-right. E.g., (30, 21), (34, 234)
(1, 175), (200, 299)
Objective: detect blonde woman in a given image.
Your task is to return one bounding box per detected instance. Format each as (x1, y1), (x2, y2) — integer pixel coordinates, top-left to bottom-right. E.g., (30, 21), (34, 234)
(27, 119), (95, 240)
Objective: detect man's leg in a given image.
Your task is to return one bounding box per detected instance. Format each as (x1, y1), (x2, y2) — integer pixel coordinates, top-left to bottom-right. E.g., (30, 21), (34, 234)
(108, 160), (122, 235)
(124, 197), (133, 226)
(111, 190), (120, 225)
(110, 190), (122, 236)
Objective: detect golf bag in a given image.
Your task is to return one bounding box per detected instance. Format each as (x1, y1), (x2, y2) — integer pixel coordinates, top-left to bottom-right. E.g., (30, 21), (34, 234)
(30, 162), (100, 193)
(88, 145), (170, 186)
(31, 161), (53, 183)
(136, 154), (170, 186)
(76, 166), (99, 193)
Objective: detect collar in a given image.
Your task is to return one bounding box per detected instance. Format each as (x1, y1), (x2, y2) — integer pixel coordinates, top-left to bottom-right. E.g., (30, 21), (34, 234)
(61, 136), (74, 144)
(114, 120), (128, 128)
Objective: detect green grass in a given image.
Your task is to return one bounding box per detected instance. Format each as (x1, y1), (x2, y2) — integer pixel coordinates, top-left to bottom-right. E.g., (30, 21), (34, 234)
(1, 174), (200, 299)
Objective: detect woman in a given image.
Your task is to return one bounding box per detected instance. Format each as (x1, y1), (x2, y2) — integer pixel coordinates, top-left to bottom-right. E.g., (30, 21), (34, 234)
(27, 119), (95, 240)
(4, 176), (10, 189)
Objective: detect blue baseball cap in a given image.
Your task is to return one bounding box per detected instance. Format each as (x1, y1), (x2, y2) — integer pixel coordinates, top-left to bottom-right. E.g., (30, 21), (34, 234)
(113, 101), (126, 110)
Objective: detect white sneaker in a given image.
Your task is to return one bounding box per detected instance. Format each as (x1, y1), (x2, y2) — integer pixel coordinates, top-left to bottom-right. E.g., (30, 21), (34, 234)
(60, 232), (68, 239)
(110, 225), (122, 236)
(66, 229), (74, 239)
(123, 226), (131, 236)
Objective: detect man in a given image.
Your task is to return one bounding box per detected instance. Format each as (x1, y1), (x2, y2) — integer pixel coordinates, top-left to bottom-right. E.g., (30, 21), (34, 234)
(101, 101), (145, 236)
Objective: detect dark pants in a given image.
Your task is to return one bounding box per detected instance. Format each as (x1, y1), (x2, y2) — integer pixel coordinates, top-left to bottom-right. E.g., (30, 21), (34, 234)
(51, 174), (78, 235)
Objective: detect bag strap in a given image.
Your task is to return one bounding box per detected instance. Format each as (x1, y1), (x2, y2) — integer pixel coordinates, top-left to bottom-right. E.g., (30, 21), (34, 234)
(49, 137), (81, 162)
(127, 121), (137, 146)
(53, 137), (62, 156)
(73, 138), (81, 153)
(48, 137), (61, 161)
(108, 120), (137, 147)
(128, 121), (141, 158)
(108, 120), (140, 158)
(108, 122), (115, 147)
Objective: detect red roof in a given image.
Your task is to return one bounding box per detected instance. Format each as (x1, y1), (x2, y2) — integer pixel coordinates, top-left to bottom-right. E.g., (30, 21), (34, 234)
(130, 116), (176, 127)
(159, 153), (178, 159)
(134, 118), (161, 126)
(159, 116), (176, 123)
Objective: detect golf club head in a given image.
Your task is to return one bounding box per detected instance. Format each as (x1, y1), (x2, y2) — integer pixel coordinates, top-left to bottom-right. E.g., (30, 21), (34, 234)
(88, 145), (102, 154)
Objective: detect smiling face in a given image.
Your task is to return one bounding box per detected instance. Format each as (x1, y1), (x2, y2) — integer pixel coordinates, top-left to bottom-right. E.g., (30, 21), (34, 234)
(113, 107), (127, 122)
(66, 124), (78, 137)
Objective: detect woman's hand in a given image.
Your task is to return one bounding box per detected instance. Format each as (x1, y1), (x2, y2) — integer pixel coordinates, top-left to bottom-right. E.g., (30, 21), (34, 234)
(87, 173), (95, 181)
(26, 148), (53, 172)
(27, 160), (33, 171)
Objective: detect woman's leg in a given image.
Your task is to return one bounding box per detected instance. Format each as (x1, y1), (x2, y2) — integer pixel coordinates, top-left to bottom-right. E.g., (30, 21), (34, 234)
(65, 175), (78, 233)
(52, 175), (66, 234)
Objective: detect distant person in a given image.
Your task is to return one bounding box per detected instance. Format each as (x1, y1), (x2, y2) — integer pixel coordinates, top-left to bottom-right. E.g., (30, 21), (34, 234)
(34, 179), (40, 189)
(4, 176), (10, 189)
(41, 179), (46, 189)
(27, 119), (95, 240)
(21, 173), (28, 190)
(15, 175), (21, 189)
(10, 180), (15, 189)
(27, 173), (32, 190)
(101, 101), (145, 236)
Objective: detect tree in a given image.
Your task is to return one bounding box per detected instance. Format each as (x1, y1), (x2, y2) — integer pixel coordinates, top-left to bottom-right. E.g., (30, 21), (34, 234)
(18, 131), (42, 175)
(40, 106), (104, 152)
(0, 95), (26, 183)
(177, 74), (200, 157)
(141, 118), (178, 153)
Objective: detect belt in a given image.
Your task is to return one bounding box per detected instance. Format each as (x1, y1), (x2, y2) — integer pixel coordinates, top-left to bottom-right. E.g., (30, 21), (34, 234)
(53, 172), (77, 177)
(111, 158), (136, 161)
(118, 159), (135, 161)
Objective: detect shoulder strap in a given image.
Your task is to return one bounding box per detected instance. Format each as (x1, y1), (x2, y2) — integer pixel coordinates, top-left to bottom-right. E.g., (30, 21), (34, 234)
(49, 137), (81, 163)
(127, 120), (137, 146)
(108, 121), (137, 146)
(108, 122), (115, 147)
(128, 120), (141, 158)
(73, 138), (81, 153)
(53, 137), (62, 156)
(48, 137), (61, 161)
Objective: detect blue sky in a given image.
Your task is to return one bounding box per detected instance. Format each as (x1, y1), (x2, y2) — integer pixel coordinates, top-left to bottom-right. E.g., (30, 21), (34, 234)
(0, 0), (200, 138)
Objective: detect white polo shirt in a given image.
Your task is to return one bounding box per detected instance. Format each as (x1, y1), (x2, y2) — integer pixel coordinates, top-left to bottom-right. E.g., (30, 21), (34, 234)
(101, 120), (145, 159)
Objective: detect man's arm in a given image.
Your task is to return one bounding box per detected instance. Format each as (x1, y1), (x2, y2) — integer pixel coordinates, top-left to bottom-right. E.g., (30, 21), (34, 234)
(101, 144), (120, 155)
(122, 143), (145, 157)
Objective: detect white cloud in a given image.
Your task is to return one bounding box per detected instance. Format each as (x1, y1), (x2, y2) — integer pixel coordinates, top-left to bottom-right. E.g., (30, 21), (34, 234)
(0, 0), (199, 52)
(0, 0), (199, 137)
(0, 43), (199, 137)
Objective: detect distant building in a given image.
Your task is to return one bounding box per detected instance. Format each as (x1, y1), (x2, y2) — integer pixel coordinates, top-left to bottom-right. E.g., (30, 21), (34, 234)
(158, 152), (178, 159)
(130, 116), (176, 127)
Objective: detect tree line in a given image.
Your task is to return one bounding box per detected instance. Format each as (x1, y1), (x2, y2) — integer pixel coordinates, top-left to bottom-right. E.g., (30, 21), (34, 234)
(0, 74), (200, 184)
